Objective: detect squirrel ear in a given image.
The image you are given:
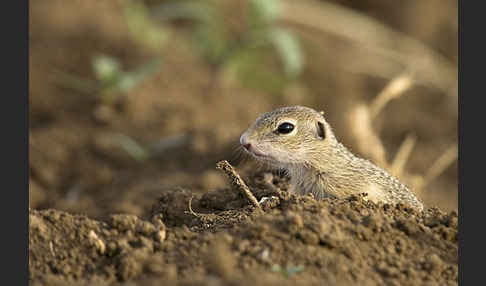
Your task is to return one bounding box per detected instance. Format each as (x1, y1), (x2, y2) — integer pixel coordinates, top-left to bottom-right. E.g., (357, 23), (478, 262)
(316, 121), (326, 139)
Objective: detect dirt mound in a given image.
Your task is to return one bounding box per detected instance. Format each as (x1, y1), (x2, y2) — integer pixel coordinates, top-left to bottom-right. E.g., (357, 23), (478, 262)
(29, 172), (457, 286)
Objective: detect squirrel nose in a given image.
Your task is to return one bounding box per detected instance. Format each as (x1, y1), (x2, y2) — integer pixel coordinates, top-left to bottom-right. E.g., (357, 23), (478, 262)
(240, 133), (251, 150)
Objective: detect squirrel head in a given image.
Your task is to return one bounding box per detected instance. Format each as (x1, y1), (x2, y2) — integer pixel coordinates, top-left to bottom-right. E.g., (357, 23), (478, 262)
(240, 106), (337, 167)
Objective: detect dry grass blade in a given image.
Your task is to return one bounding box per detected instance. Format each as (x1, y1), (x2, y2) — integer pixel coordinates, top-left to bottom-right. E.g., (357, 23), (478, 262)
(216, 160), (262, 210)
(390, 133), (417, 177)
(370, 73), (414, 118)
(420, 144), (458, 190)
(346, 103), (388, 167)
(279, 0), (456, 92)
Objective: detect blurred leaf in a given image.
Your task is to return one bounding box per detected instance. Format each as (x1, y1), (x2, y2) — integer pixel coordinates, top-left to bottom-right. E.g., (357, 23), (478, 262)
(193, 2), (232, 64)
(250, 0), (282, 23)
(152, 1), (209, 22)
(285, 265), (305, 276)
(226, 48), (285, 93)
(117, 58), (162, 93)
(122, 0), (168, 52)
(271, 264), (304, 279)
(116, 134), (151, 163)
(194, 26), (229, 64)
(152, 1), (227, 63)
(52, 53), (161, 102)
(149, 134), (189, 153)
(51, 70), (98, 94)
(92, 55), (122, 85)
(268, 28), (304, 77)
(151, 0), (303, 92)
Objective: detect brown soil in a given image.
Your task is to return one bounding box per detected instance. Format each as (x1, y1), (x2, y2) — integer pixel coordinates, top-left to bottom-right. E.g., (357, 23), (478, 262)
(30, 171), (458, 286)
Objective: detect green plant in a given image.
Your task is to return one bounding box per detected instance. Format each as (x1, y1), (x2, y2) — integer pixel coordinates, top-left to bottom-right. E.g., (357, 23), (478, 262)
(152, 0), (304, 93)
(52, 54), (161, 105)
(52, 0), (167, 103)
(121, 0), (169, 53)
(271, 264), (305, 278)
(115, 134), (151, 163)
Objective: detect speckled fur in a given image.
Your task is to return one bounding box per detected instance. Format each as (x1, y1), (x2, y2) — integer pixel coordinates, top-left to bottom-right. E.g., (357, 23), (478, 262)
(240, 106), (424, 211)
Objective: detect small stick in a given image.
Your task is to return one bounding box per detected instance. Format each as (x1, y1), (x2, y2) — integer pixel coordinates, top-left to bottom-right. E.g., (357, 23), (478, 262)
(216, 160), (262, 210)
(186, 195), (200, 217)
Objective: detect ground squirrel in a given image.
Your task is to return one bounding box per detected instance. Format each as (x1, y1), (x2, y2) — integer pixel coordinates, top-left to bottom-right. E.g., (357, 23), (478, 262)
(240, 106), (424, 211)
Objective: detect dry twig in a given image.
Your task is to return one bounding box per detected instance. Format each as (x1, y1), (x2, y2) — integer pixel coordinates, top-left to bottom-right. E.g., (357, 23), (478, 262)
(186, 195), (200, 217)
(216, 160), (262, 210)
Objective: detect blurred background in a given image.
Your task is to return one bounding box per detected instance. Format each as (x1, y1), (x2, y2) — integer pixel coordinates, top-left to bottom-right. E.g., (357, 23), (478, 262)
(29, 0), (458, 218)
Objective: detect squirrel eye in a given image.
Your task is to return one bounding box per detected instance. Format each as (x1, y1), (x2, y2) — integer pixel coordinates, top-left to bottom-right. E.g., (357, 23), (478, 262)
(276, 122), (295, 134)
